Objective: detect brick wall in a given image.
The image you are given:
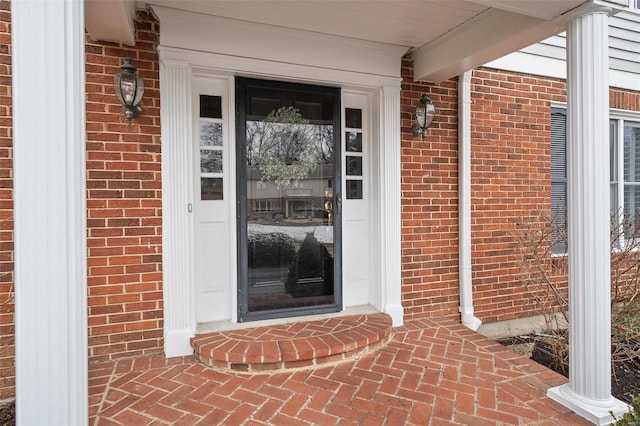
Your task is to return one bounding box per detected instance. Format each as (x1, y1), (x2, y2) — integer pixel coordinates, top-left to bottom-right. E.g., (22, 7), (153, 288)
(401, 58), (640, 324)
(400, 58), (565, 322)
(86, 11), (163, 362)
(468, 68), (566, 322)
(0, 0), (12, 402)
(400, 57), (461, 319)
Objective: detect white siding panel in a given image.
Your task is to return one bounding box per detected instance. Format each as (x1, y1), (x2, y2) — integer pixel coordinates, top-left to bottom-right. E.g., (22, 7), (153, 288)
(486, 13), (640, 88)
(521, 42), (565, 60)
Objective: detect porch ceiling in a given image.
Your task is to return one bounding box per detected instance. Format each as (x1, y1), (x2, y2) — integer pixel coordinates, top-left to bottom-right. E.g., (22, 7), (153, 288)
(86, 0), (590, 82)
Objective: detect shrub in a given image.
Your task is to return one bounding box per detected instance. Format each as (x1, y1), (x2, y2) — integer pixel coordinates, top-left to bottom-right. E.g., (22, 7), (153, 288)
(247, 232), (296, 268)
(513, 209), (640, 380)
(285, 232), (333, 298)
(612, 395), (640, 425)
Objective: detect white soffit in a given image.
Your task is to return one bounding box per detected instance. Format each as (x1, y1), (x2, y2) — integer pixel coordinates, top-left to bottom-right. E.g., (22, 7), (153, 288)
(145, 0), (488, 48)
(412, 7), (565, 83)
(85, 0), (137, 45)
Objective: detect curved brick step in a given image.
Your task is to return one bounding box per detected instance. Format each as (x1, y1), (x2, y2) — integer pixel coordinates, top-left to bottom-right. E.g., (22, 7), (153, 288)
(191, 313), (392, 372)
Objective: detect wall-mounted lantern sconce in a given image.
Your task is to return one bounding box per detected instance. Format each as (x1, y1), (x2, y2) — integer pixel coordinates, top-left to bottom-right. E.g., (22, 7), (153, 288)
(113, 57), (144, 124)
(412, 93), (435, 139)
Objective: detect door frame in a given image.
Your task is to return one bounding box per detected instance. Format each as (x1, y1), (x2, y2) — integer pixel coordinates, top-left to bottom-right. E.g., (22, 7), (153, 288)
(157, 6), (405, 357)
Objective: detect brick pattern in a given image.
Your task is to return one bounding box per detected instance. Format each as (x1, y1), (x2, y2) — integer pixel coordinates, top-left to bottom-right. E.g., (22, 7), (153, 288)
(192, 314), (392, 372)
(85, 12), (163, 362)
(401, 59), (640, 324)
(400, 57), (461, 320)
(0, 0), (12, 401)
(89, 318), (589, 425)
(467, 68), (567, 322)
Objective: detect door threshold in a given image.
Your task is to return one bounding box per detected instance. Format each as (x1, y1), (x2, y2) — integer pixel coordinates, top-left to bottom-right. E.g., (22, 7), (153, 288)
(196, 305), (379, 334)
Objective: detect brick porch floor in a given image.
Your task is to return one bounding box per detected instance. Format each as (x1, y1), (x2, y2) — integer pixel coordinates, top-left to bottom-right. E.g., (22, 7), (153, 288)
(89, 317), (590, 425)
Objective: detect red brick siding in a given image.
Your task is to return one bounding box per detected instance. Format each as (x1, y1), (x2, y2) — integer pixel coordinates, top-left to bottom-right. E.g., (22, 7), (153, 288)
(468, 68), (566, 322)
(0, 0), (13, 401)
(400, 58), (461, 319)
(86, 12), (163, 362)
(401, 58), (640, 324)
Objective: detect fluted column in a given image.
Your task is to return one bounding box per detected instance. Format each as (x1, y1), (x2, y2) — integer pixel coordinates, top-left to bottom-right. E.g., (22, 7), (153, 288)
(13, 0), (87, 424)
(159, 57), (196, 356)
(380, 85), (404, 326)
(547, 4), (628, 424)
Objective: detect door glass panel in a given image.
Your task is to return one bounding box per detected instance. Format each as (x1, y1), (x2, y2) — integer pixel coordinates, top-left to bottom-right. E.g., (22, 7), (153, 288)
(238, 79), (340, 317)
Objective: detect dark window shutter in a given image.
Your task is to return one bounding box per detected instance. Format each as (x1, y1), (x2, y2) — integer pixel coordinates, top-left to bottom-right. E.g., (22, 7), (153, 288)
(551, 107), (567, 253)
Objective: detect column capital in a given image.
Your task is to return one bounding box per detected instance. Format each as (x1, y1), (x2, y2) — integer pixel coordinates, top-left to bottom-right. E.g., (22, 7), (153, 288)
(555, 1), (613, 26)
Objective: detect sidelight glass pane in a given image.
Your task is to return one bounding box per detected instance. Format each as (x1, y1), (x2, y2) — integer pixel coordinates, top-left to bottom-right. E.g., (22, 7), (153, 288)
(346, 132), (362, 152)
(201, 177), (223, 200)
(201, 150), (223, 173)
(200, 95), (222, 119)
(200, 122), (223, 146)
(345, 108), (362, 129)
(346, 156), (362, 176)
(346, 180), (363, 199)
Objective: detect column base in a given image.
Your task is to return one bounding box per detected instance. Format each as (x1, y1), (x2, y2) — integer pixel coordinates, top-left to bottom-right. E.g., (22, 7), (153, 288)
(548, 384), (629, 425)
(164, 328), (195, 357)
(383, 304), (404, 327)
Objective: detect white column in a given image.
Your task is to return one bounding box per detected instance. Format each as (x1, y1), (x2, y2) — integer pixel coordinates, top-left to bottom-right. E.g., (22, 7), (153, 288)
(547, 4), (628, 424)
(159, 57), (196, 356)
(12, 1), (87, 425)
(379, 85), (404, 326)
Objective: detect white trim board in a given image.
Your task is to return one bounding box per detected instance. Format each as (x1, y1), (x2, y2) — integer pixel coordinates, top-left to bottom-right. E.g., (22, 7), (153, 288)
(152, 6), (408, 81)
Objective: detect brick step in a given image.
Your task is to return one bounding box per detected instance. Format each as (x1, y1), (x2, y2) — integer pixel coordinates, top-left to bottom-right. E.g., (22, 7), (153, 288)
(191, 313), (392, 372)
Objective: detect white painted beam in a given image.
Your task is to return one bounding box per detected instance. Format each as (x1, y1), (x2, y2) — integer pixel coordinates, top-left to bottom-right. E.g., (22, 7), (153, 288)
(12, 0), (87, 424)
(413, 8), (562, 83)
(85, 0), (137, 46)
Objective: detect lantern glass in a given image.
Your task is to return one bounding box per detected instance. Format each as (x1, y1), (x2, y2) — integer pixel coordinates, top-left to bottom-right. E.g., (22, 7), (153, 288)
(424, 103), (435, 128)
(415, 105), (426, 128)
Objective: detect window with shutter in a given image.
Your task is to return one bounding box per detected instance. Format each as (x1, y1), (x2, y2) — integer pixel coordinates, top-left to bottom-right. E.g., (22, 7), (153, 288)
(551, 107), (567, 254)
(551, 107), (640, 250)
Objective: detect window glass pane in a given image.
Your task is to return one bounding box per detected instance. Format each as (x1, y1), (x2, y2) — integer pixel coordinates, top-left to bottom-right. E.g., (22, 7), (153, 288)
(201, 177), (223, 200)
(610, 121), (617, 182)
(201, 150), (223, 173)
(346, 132), (362, 152)
(200, 95), (222, 119)
(624, 124), (640, 183)
(611, 182), (619, 222)
(624, 184), (640, 233)
(346, 156), (362, 176)
(345, 108), (362, 129)
(346, 180), (363, 199)
(200, 122), (223, 147)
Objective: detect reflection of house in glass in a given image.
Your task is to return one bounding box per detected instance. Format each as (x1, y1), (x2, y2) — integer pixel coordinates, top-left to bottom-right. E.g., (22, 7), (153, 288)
(247, 164), (332, 223)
